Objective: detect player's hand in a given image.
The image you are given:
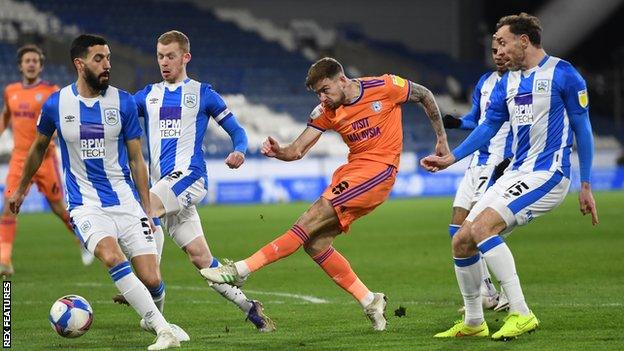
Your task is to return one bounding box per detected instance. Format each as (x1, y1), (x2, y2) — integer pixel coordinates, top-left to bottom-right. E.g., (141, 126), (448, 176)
(435, 137), (451, 157)
(261, 136), (280, 158)
(493, 157), (512, 181)
(8, 191), (25, 215)
(420, 153), (455, 173)
(578, 183), (598, 225)
(225, 151), (245, 169)
(443, 114), (462, 129)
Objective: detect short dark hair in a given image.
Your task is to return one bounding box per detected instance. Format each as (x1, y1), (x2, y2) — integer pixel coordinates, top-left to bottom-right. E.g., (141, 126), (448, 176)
(305, 57), (344, 89)
(70, 34), (108, 62)
(496, 12), (542, 47)
(16, 44), (45, 65)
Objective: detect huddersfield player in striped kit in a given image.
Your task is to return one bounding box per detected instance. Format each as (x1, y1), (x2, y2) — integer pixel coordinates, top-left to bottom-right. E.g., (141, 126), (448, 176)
(128, 31), (274, 332)
(422, 13), (598, 340)
(9, 35), (180, 350)
(201, 57), (449, 330)
(443, 35), (513, 313)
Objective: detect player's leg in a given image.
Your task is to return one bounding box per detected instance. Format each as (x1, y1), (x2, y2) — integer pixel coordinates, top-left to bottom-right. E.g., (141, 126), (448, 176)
(201, 161), (395, 330)
(199, 195), (340, 285)
(479, 171), (568, 340)
(203, 161), (395, 283)
(149, 192), (166, 259)
(95, 238), (179, 349)
(468, 207), (538, 340)
(452, 166), (500, 311)
(434, 221), (490, 338)
(113, 205), (184, 347)
(0, 159), (25, 277)
(235, 196), (340, 277)
(166, 206), (274, 332)
(302, 218), (388, 331)
(0, 204), (16, 278)
(436, 176), (514, 338)
(71, 206), (178, 349)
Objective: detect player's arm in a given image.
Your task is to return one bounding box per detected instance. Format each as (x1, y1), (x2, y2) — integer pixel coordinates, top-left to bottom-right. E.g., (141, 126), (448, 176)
(121, 93), (152, 220)
(569, 110), (598, 224)
(420, 78), (508, 172)
(8, 132), (51, 214)
(562, 65), (598, 225)
(407, 81), (449, 156)
(126, 137), (152, 214)
(0, 102), (10, 137)
(443, 82), (482, 130)
(261, 127), (321, 161)
(219, 115), (248, 169)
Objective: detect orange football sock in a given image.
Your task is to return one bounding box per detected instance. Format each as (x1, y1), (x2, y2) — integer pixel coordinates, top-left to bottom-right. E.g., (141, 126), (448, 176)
(0, 216), (17, 265)
(244, 224), (309, 272)
(313, 246), (371, 303)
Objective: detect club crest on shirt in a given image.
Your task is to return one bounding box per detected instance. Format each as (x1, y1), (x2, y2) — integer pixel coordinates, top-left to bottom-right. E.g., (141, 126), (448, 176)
(183, 93), (197, 108)
(534, 79), (551, 93)
(35, 93), (43, 102)
(578, 89), (588, 108)
(371, 101), (382, 113)
(104, 108), (120, 126)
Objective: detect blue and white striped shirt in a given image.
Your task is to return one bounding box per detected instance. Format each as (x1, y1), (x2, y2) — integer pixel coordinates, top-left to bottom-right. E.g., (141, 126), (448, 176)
(37, 84), (141, 210)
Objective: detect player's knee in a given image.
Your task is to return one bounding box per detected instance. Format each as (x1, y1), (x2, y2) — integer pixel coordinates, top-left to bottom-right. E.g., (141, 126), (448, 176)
(141, 274), (162, 290)
(451, 226), (474, 256)
(98, 251), (126, 269)
(303, 241), (328, 257)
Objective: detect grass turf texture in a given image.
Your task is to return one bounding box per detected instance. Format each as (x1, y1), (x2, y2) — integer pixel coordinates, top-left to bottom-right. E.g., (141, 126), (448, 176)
(6, 192), (624, 350)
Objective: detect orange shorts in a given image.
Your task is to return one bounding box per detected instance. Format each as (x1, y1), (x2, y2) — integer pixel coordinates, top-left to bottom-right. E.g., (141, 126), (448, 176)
(4, 152), (64, 203)
(322, 160), (397, 232)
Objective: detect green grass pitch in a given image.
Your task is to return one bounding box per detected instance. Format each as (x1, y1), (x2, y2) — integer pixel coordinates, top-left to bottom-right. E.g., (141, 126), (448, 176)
(6, 191), (624, 350)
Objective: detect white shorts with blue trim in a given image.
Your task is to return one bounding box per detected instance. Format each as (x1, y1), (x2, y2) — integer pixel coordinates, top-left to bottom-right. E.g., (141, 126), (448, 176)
(151, 169), (207, 248)
(151, 169), (207, 215)
(70, 201), (157, 258)
(453, 163), (497, 210)
(466, 170), (570, 229)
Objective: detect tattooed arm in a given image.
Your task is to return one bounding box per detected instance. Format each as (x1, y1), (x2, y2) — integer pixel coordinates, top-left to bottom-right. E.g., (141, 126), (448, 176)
(407, 81), (450, 156)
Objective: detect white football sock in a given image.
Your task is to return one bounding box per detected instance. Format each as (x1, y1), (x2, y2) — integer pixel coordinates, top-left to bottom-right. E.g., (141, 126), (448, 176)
(479, 235), (530, 315)
(149, 281), (166, 313)
(480, 257), (498, 297)
(109, 261), (171, 334)
(454, 255), (484, 326)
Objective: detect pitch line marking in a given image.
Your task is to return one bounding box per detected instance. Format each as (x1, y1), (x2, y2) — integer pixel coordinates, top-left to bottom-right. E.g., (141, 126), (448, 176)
(73, 282), (329, 304)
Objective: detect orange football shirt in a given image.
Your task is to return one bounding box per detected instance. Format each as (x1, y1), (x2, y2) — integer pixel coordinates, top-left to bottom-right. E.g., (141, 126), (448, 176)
(307, 74), (410, 168)
(4, 80), (58, 153)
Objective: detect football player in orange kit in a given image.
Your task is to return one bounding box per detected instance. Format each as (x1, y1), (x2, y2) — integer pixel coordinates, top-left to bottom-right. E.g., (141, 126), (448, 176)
(0, 45), (94, 278)
(201, 57), (449, 330)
